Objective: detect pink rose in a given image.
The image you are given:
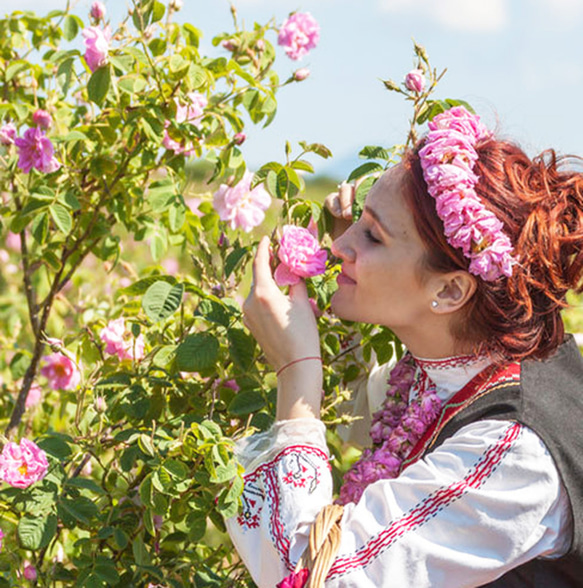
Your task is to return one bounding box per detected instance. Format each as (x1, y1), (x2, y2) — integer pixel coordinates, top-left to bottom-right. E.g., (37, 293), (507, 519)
(32, 109), (52, 129)
(276, 568), (310, 588)
(0, 438), (49, 489)
(24, 382), (43, 410)
(212, 171), (271, 232)
(274, 225), (327, 286)
(23, 562), (37, 581)
(293, 67), (310, 81)
(405, 69), (425, 93)
(14, 127), (61, 174)
(428, 106), (490, 143)
(175, 92), (207, 125)
(40, 352), (81, 390)
(278, 12), (319, 60)
(5, 231), (20, 251)
(0, 123), (16, 146)
(100, 317), (145, 361)
(82, 26), (111, 72)
(90, 1), (106, 20)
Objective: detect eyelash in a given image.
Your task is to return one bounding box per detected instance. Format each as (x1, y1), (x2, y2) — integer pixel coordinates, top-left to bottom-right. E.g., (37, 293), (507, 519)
(364, 228), (381, 244)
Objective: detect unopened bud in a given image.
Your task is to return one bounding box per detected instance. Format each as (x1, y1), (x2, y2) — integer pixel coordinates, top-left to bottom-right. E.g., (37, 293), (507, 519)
(293, 67), (310, 81)
(169, 0), (183, 11)
(95, 395), (107, 413)
(143, 25), (155, 40)
(233, 132), (246, 145)
(414, 42), (429, 62)
(221, 39), (237, 52)
(255, 39), (265, 51)
(211, 283), (225, 298)
(33, 109), (52, 129)
(382, 79), (400, 92)
(404, 69), (426, 93)
(90, 1), (106, 21)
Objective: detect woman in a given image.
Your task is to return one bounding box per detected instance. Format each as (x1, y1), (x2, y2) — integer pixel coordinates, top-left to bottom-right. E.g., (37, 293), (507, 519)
(226, 107), (583, 587)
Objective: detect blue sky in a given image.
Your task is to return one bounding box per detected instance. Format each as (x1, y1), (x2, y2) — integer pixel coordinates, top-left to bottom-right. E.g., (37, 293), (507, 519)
(11, 0), (583, 178)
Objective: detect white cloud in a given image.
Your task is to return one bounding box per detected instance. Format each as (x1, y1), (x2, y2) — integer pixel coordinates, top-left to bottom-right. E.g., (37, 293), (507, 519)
(379, 0), (509, 32)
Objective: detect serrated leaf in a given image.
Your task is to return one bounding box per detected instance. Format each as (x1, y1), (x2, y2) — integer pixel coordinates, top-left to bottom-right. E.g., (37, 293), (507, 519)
(37, 436), (72, 459)
(175, 333), (219, 372)
(186, 511), (207, 542)
(228, 390), (265, 416)
(347, 161), (384, 183)
(227, 329), (255, 371)
(50, 203), (73, 234)
(142, 281), (184, 322)
(119, 275), (176, 296)
(352, 175), (377, 221)
(18, 514), (57, 550)
(58, 497), (98, 525)
(87, 66), (111, 107)
(138, 434), (156, 457)
(224, 246), (250, 279)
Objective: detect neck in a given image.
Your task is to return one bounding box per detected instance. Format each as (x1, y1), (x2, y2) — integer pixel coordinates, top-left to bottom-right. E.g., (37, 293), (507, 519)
(395, 321), (476, 360)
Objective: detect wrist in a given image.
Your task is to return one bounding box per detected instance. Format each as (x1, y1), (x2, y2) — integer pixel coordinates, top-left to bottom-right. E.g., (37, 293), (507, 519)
(276, 359), (323, 420)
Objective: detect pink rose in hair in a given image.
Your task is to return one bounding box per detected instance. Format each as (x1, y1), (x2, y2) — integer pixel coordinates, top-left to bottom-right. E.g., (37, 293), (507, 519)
(0, 438), (49, 488)
(428, 106), (490, 143)
(418, 130), (477, 169)
(82, 26), (111, 72)
(278, 12), (319, 60)
(100, 317), (145, 361)
(0, 123), (17, 146)
(274, 225), (327, 286)
(405, 69), (425, 93)
(32, 109), (52, 129)
(213, 171), (271, 232)
(423, 163), (477, 197)
(276, 568), (310, 588)
(41, 353), (81, 390)
(14, 128), (61, 174)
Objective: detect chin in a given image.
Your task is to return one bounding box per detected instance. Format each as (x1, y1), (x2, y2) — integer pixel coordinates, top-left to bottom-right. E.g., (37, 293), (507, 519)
(330, 294), (359, 322)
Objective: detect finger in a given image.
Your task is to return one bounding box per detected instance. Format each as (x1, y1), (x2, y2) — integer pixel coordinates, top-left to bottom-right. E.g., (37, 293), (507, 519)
(338, 181), (353, 220)
(289, 278), (308, 301)
(251, 236), (274, 288)
(324, 192), (342, 217)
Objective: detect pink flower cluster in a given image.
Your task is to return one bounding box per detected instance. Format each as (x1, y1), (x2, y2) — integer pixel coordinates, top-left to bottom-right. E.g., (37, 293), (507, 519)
(276, 568), (310, 588)
(163, 92), (208, 155)
(41, 353), (81, 390)
(100, 317), (145, 361)
(278, 12), (319, 60)
(274, 225), (327, 286)
(419, 106), (516, 281)
(338, 356), (442, 505)
(14, 127), (60, 174)
(0, 123), (16, 146)
(82, 26), (111, 72)
(0, 438), (49, 489)
(213, 171), (271, 232)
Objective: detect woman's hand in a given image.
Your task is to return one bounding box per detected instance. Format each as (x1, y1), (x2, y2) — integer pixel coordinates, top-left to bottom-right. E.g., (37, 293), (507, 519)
(243, 236), (322, 420)
(324, 181), (355, 240)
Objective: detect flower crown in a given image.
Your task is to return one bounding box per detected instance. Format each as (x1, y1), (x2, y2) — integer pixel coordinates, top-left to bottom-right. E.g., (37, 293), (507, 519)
(418, 106), (516, 281)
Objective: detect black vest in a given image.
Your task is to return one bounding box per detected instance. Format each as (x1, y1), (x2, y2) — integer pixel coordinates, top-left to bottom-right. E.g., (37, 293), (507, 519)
(429, 335), (583, 586)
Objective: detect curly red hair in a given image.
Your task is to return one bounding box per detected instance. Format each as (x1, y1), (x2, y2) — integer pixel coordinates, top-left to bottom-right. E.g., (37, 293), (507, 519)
(402, 139), (583, 361)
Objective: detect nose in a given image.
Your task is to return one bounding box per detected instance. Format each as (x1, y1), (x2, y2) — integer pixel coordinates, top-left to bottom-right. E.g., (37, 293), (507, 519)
(331, 225), (356, 263)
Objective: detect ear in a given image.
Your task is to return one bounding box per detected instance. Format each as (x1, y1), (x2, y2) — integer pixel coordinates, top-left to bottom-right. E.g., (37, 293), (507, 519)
(431, 271), (477, 314)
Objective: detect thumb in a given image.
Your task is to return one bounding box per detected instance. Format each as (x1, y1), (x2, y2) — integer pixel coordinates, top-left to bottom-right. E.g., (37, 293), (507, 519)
(289, 278), (308, 301)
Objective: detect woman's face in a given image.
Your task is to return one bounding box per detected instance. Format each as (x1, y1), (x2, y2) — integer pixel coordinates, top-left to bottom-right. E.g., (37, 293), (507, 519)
(330, 165), (435, 338)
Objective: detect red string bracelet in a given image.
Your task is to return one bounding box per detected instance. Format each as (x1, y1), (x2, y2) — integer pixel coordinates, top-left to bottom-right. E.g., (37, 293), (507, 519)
(276, 356), (322, 377)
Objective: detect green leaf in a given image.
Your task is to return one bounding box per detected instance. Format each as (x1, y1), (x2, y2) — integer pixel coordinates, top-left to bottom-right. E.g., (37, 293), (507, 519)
(186, 511), (207, 542)
(347, 161), (384, 182)
(352, 175), (377, 221)
(138, 433), (156, 457)
(37, 435), (72, 459)
(276, 168), (289, 199)
(228, 390), (265, 416)
(291, 159), (314, 173)
(93, 563), (120, 585)
(359, 145), (391, 160)
(132, 535), (151, 566)
(151, 0), (165, 22)
(65, 478), (106, 495)
(119, 275), (176, 296)
(176, 333), (219, 372)
(87, 66), (112, 107)
(224, 246), (250, 279)
(227, 329), (255, 371)
(142, 281), (184, 322)
(18, 513), (57, 550)
(10, 351), (31, 380)
(62, 14), (79, 41)
(50, 203), (73, 235)
(163, 459), (189, 480)
(58, 497), (98, 526)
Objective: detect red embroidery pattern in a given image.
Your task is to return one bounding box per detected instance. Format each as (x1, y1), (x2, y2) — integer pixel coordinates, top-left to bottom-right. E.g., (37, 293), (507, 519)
(328, 422), (522, 579)
(416, 354), (487, 371)
(236, 445), (330, 570)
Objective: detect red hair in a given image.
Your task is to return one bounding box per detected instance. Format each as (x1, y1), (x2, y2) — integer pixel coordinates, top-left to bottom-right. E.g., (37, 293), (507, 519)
(403, 139), (583, 361)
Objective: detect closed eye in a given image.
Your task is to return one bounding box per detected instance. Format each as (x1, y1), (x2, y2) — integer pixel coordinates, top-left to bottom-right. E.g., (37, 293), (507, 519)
(364, 228), (381, 244)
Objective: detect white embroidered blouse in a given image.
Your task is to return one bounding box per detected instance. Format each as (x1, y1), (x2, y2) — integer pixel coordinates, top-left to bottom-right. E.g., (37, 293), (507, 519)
(226, 356), (573, 587)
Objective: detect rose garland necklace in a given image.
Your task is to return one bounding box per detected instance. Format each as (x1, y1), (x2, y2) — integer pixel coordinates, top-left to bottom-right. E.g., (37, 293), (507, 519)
(337, 354), (443, 505)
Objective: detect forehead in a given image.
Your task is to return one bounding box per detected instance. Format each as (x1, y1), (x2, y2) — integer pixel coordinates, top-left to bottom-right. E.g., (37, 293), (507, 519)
(365, 166), (416, 235)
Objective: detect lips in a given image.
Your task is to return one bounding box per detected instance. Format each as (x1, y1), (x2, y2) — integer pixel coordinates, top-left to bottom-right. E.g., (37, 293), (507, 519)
(337, 270), (356, 285)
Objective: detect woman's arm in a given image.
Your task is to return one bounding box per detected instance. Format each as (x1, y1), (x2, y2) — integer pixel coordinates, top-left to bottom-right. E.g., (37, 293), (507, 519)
(242, 236), (322, 420)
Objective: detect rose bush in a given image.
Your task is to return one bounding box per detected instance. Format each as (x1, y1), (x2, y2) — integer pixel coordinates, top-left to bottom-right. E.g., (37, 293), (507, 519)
(0, 1), (466, 584)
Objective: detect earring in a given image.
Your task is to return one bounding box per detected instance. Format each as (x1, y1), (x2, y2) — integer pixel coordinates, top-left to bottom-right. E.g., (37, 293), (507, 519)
(431, 300), (438, 308)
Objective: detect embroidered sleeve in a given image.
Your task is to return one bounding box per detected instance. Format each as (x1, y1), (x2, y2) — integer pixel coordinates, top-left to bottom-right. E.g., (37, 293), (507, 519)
(326, 420), (571, 587)
(226, 418), (333, 587)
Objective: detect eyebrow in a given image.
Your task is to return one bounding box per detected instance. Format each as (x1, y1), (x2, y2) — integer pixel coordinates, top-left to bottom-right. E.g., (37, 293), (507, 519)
(363, 205), (393, 237)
